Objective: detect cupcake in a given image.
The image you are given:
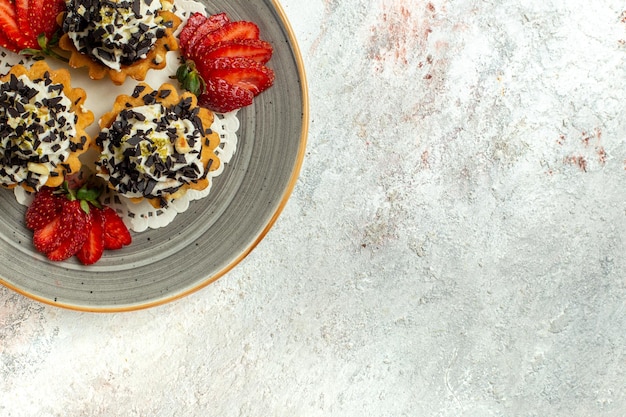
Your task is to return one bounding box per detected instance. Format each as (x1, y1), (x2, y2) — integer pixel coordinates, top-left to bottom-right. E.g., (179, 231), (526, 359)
(58, 0), (181, 85)
(0, 61), (94, 192)
(96, 83), (221, 208)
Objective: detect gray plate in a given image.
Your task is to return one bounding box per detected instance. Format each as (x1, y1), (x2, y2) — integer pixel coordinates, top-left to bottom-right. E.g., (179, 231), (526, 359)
(0, 0), (308, 312)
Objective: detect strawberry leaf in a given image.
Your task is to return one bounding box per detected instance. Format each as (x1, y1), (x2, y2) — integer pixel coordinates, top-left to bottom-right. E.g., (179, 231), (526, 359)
(20, 30), (69, 61)
(175, 60), (206, 97)
(80, 199), (90, 215)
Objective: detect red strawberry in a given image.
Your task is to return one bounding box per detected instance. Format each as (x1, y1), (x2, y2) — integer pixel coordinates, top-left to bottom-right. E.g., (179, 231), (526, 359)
(179, 12), (207, 55)
(187, 12), (230, 58)
(202, 39), (273, 64)
(198, 57), (275, 96)
(101, 206), (131, 250)
(46, 200), (89, 261)
(0, 28), (20, 53)
(25, 187), (63, 230)
(194, 21), (260, 59)
(76, 207), (104, 265)
(198, 77), (254, 113)
(47, 233), (83, 261)
(47, 232), (82, 261)
(0, 0), (37, 50)
(28, 0), (65, 40)
(15, 0), (37, 48)
(177, 13), (274, 113)
(33, 215), (63, 253)
(27, 182), (133, 264)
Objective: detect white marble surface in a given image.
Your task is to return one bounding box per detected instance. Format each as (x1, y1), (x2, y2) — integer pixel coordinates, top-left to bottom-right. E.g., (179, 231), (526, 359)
(3, 0), (626, 415)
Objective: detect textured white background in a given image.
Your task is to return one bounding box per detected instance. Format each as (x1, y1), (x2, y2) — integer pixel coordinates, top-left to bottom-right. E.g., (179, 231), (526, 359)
(3, 0), (626, 416)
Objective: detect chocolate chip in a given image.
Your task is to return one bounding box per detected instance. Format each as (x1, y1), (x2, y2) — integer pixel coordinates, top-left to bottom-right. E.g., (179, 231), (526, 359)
(132, 84), (146, 98)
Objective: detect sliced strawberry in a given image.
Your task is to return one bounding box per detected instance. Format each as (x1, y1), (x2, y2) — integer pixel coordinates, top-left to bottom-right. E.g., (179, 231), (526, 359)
(0, 28), (20, 53)
(33, 215), (63, 253)
(27, 182), (133, 264)
(46, 200), (89, 261)
(47, 232), (85, 261)
(101, 206), (131, 250)
(76, 208), (104, 265)
(0, 0), (37, 50)
(198, 57), (275, 96)
(202, 39), (273, 64)
(28, 0), (65, 40)
(177, 14), (275, 113)
(196, 55), (243, 78)
(186, 12), (231, 59)
(47, 233), (81, 261)
(194, 21), (260, 59)
(179, 12), (207, 55)
(25, 187), (63, 230)
(15, 0), (37, 49)
(222, 66), (274, 96)
(209, 20), (260, 43)
(199, 77), (254, 113)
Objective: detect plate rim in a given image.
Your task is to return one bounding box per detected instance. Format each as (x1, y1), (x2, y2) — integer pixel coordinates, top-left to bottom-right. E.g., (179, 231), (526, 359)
(0, 0), (309, 313)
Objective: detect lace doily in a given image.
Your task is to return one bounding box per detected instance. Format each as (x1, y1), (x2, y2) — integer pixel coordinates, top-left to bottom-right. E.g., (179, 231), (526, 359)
(7, 0), (240, 232)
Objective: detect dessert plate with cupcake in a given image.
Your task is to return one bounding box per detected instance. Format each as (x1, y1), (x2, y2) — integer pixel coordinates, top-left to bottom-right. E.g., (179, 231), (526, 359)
(0, 0), (308, 311)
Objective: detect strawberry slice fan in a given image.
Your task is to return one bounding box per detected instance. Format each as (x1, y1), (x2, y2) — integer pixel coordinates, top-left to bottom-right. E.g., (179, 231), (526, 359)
(0, 0), (65, 53)
(177, 12), (276, 114)
(26, 184), (132, 265)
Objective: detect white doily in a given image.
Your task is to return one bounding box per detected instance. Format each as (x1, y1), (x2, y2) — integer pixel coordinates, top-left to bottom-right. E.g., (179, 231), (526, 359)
(7, 0), (241, 232)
